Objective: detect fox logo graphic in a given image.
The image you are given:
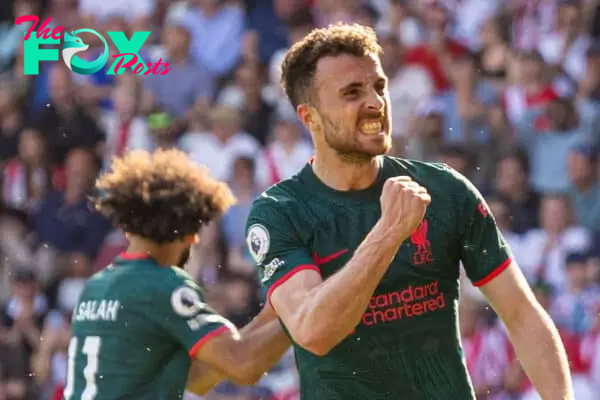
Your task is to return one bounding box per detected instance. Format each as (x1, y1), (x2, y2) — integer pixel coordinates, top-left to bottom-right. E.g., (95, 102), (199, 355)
(410, 219), (434, 265)
(62, 29), (109, 75)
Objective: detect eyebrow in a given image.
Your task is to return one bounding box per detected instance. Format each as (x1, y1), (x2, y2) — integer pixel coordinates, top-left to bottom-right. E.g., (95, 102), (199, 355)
(338, 82), (363, 94)
(338, 77), (387, 94)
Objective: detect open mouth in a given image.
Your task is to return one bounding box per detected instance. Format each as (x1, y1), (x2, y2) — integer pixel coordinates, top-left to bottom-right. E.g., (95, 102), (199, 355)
(359, 118), (385, 135)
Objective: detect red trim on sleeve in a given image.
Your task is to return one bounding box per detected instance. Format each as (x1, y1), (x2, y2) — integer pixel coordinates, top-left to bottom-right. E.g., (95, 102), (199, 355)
(119, 252), (151, 260)
(473, 258), (512, 287)
(188, 325), (230, 358)
(266, 264), (321, 305)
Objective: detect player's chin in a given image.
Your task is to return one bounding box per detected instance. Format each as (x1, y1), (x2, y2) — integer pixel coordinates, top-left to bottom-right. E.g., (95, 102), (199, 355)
(358, 132), (392, 154)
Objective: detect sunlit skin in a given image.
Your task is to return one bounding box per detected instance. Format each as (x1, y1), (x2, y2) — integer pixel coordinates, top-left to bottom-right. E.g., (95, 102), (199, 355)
(296, 53), (393, 191)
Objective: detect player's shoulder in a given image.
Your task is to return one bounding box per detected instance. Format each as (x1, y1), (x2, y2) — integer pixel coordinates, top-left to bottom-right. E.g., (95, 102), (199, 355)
(383, 156), (479, 201)
(383, 156), (461, 183)
(97, 258), (206, 299)
(138, 266), (210, 319)
(247, 173), (307, 222)
(155, 266), (206, 296)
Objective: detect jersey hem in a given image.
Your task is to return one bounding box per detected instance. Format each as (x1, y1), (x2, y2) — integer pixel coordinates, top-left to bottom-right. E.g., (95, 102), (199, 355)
(188, 325), (230, 358)
(472, 258), (512, 287)
(266, 264), (321, 306)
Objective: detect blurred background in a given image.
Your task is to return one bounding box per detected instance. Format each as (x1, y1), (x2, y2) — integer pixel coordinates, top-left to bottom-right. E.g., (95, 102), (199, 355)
(2, 0), (600, 399)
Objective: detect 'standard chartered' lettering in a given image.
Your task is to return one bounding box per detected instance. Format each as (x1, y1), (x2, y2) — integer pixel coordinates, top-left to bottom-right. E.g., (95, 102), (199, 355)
(361, 281), (445, 326)
(75, 300), (120, 322)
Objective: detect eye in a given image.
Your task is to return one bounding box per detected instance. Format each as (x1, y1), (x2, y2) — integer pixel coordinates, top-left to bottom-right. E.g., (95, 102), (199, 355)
(374, 81), (386, 95)
(344, 89), (360, 99)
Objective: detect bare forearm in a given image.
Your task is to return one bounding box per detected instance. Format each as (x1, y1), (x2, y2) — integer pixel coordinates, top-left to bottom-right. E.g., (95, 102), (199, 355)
(192, 306), (289, 387)
(234, 319), (290, 381)
(506, 304), (572, 400)
(186, 362), (224, 395)
(296, 222), (402, 352)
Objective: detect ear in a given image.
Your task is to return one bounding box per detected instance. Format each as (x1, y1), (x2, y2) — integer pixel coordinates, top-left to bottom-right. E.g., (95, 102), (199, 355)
(297, 104), (321, 134)
(184, 234), (199, 246)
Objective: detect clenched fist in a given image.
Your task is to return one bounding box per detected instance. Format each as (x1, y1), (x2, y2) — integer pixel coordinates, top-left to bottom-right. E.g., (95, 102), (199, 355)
(379, 176), (431, 241)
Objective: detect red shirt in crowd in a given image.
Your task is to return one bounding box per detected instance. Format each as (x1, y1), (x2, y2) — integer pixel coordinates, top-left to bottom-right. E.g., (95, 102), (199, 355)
(404, 39), (468, 93)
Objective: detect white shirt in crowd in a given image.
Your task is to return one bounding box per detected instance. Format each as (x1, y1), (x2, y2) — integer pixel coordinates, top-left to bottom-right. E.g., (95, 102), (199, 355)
(179, 131), (270, 188)
(78, 0), (155, 20)
(538, 33), (590, 81)
(518, 226), (593, 291)
(100, 112), (154, 170)
(261, 140), (314, 183)
(388, 66), (434, 137)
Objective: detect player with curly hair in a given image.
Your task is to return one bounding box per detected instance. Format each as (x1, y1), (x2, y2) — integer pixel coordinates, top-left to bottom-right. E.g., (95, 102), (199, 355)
(63, 149), (289, 400)
(246, 23), (572, 399)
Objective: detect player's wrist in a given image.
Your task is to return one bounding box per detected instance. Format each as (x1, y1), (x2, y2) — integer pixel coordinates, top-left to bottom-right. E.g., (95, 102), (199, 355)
(371, 220), (408, 246)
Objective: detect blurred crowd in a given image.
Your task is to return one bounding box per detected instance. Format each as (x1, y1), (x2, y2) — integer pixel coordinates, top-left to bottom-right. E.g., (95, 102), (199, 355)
(2, 0), (600, 399)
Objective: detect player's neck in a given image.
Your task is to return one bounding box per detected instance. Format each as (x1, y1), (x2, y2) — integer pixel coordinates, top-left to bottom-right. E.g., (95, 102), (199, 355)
(125, 238), (182, 267)
(311, 154), (381, 191)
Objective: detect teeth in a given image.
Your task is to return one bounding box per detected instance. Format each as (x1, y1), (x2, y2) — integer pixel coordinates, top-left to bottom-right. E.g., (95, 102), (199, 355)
(360, 120), (383, 135)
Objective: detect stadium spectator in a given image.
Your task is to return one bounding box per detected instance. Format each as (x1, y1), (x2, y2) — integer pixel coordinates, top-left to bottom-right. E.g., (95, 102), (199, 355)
(142, 22), (215, 120)
(180, 105), (269, 188)
(504, 51), (559, 126)
(30, 149), (110, 283)
(567, 142), (600, 231)
(32, 65), (105, 165)
(476, 15), (512, 91)
(550, 252), (600, 334)
(2, 128), (63, 214)
(404, 0), (468, 92)
(379, 32), (434, 138)
(519, 194), (593, 291)
(492, 149), (540, 233)
(516, 98), (591, 193)
(100, 82), (153, 169)
(222, 156), (262, 278)
(181, 0), (245, 78)
(0, 86), (24, 162)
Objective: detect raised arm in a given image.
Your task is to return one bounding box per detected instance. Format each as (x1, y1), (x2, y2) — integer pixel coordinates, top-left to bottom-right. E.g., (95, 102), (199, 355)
(248, 177), (430, 356)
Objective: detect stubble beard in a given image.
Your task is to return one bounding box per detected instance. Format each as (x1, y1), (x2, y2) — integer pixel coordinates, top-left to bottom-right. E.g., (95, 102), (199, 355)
(176, 247), (192, 269)
(322, 115), (391, 164)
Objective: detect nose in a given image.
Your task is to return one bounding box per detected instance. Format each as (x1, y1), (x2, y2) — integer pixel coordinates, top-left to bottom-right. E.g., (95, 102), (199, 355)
(366, 89), (385, 112)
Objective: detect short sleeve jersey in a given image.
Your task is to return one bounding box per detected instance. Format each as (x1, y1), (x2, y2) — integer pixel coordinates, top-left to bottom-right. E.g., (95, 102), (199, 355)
(246, 156), (513, 400)
(63, 254), (232, 400)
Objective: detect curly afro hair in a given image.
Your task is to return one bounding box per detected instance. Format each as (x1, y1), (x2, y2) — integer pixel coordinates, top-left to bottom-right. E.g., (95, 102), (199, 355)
(93, 149), (236, 244)
(280, 23), (382, 108)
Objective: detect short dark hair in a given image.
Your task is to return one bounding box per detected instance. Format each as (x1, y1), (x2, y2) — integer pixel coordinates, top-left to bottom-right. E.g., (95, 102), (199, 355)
(280, 23), (382, 108)
(93, 149), (235, 244)
(499, 146), (530, 175)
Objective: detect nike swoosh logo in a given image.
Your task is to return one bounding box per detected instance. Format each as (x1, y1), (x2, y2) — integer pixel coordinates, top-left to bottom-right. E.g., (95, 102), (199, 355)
(312, 248), (349, 265)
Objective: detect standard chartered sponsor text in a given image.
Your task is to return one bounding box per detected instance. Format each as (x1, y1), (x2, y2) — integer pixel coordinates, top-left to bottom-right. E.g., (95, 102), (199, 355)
(361, 281), (445, 326)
